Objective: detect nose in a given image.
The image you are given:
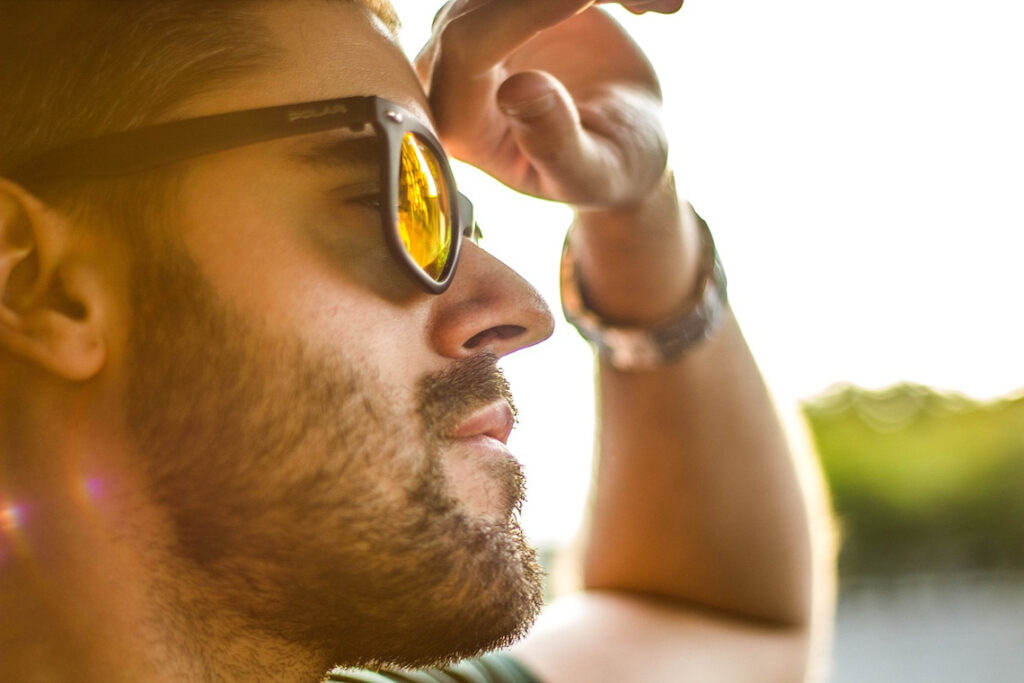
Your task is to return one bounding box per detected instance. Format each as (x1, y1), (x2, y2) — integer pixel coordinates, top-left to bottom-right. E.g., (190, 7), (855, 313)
(428, 242), (554, 359)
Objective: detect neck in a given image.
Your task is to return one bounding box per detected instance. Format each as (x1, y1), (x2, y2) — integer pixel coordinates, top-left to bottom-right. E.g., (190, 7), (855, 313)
(0, 547), (327, 683)
(0, 386), (327, 682)
(0, 460), (177, 682)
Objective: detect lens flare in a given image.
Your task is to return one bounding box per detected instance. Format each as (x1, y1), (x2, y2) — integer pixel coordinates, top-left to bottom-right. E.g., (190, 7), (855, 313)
(1, 504), (22, 532)
(81, 476), (106, 500)
(0, 501), (26, 566)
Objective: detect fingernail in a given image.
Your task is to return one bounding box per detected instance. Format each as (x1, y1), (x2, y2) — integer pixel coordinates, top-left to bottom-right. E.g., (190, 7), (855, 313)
(500, 91), (556, 120)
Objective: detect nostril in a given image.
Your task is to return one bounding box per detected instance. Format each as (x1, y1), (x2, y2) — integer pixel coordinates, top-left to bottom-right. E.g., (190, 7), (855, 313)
(463, 324), (526, 350)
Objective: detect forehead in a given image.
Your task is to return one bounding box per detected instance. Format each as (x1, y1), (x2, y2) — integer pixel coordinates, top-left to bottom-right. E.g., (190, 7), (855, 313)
(177, 0), (429, 124)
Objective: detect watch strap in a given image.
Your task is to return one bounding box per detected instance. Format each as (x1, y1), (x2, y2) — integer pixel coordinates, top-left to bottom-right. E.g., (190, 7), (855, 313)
(560, 209), (728, 370)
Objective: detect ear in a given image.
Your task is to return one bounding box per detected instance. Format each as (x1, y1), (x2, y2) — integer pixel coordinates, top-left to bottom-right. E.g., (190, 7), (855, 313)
(0, 179), (106, 380)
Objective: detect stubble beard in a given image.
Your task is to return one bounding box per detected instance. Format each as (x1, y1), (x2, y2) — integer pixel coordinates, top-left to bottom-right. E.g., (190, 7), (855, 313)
(124, 240), (543, 670)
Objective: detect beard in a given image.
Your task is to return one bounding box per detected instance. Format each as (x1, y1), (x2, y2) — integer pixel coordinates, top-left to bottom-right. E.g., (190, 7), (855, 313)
(124, 237), (543, 670)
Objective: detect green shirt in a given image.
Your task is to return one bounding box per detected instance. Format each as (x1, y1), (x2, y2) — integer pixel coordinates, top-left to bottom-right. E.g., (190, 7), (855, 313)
(327, 653), (540, 683)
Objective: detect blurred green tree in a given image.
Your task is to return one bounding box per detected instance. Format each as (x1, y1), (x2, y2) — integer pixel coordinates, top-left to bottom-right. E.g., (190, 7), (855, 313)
(803, 384), (1024, 576)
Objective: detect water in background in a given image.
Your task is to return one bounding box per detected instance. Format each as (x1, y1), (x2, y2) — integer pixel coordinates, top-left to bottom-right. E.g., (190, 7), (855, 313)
(832, 573), (1024, 682)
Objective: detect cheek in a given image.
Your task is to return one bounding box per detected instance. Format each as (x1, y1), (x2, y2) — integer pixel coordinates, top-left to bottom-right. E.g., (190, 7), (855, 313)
(97, 245), (145, 385)
(174, 158), (437, 383)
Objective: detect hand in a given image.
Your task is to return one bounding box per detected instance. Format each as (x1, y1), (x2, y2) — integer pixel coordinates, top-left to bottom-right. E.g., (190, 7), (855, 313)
(416, 0), (684, 207)
(598, 0), (687, 14)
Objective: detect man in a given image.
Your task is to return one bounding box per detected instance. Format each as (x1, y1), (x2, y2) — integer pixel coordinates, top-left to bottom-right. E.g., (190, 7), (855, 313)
(0, 0), (829, 681)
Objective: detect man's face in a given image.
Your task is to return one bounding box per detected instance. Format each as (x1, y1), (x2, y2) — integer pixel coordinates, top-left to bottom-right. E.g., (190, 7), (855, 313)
(118, 0), (552, 669)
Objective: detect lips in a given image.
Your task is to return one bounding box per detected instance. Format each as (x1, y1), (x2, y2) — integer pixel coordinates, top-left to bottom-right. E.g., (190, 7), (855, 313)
(447, 400), (515, 444)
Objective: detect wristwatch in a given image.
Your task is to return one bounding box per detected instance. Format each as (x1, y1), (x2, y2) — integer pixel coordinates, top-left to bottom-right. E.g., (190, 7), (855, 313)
(559, 209), (728, 371)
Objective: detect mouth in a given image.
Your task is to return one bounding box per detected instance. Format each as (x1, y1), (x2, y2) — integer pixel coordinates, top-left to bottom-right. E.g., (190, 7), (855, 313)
(447, 400), (515, 445)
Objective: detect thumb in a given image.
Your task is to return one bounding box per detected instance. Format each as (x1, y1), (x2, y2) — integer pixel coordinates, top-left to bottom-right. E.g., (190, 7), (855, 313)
(496, 70), (607, 202)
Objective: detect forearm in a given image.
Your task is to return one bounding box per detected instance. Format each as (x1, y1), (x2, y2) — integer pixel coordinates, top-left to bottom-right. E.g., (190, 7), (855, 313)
(572, 177), (815, 627)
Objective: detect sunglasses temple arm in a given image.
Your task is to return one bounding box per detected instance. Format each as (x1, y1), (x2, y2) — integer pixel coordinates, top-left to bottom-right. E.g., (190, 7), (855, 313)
(457, 193), (481, 241)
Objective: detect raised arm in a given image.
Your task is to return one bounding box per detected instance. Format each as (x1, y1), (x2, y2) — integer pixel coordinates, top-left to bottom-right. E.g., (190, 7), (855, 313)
(416, 2), (832, 680)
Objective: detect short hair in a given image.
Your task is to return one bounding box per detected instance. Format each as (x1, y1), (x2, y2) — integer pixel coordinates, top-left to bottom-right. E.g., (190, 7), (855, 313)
(0, 0), (400, 240)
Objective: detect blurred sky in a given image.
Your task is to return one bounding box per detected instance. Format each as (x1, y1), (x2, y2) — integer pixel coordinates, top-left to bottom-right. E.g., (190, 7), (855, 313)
(391, 0), (1024, 543)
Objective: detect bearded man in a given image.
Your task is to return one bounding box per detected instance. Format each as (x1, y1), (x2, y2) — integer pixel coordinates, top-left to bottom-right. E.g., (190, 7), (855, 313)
(0, 1), (829, 681)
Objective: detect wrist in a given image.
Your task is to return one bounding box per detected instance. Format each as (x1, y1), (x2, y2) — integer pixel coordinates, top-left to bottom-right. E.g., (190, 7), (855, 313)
(569, 170), (703, 325)
(561, 206), (728, 371)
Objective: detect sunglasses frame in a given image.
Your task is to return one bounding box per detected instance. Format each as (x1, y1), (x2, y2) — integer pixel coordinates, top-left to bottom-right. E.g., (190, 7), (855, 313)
(11, 96), (475, 294)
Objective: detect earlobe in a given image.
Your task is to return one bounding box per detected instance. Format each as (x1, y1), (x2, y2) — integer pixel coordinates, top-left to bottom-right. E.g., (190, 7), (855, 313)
(0, 180), (107, 381)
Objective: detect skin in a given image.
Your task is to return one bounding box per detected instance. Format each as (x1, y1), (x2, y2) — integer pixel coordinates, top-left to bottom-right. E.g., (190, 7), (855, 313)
(0, 1), (831, 681)
(123, 233), (545, 670)
(1, 3), (552, 681)
(420, 1), (832, 680)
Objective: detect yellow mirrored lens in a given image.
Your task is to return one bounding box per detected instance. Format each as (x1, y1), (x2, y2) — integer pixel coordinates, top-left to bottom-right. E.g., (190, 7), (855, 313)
(397, 132), (452, 281)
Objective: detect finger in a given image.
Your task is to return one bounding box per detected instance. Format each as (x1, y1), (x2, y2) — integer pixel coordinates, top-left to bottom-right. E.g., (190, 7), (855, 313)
(597, 0), (685, 13)
(415, 0), (489, 85)
(428, 3), (659, 147)
(497, 71), (597, 200)
(497, 71), (662, 204)
(496, 70), (584, 168)
(435, 0), (599, 76)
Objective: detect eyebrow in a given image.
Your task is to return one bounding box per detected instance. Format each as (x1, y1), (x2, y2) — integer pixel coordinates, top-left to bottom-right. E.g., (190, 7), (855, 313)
(291, 130), (381, 173)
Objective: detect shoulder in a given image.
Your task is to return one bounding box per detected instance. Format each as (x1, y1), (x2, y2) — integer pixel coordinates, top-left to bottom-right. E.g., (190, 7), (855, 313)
(510, 591), (810, 683)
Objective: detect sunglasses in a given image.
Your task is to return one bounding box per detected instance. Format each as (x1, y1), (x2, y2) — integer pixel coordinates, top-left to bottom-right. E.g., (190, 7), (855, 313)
(11, 96), (478, 294)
